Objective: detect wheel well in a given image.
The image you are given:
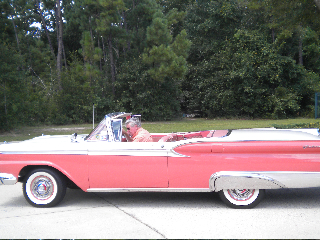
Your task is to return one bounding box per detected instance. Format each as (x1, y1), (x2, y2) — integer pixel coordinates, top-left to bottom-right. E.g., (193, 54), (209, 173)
(18, 165), (75, 188)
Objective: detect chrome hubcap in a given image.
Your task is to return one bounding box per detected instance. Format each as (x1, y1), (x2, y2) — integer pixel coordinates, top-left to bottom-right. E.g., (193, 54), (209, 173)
(31, 176), (54, 200)
(227, 189), (255, 201)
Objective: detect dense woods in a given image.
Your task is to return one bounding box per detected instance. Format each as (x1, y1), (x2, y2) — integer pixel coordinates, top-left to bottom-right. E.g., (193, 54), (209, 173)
(1, 0), (320, 130)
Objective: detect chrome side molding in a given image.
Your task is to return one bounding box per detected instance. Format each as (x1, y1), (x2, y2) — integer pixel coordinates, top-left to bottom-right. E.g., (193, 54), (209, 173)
(210, 171), (320, 192)
(87, 188), (210, 193)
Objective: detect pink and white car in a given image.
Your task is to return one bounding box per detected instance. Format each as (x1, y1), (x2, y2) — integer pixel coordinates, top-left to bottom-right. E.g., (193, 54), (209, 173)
(1, 112), (320, 209)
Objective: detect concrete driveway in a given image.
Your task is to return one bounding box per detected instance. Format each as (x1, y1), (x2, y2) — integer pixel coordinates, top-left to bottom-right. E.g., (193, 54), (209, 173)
(1, 183), (320, 238)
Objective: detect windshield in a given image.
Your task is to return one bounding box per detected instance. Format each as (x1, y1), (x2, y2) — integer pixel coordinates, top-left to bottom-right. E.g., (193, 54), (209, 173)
(85, 112), (131, 141)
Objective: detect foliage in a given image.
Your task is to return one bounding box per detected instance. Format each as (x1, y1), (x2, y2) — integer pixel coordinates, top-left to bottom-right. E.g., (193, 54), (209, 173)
(117, 57), (183, 120)
(183, 0), (320, 119)
(1, 0), (320, 131)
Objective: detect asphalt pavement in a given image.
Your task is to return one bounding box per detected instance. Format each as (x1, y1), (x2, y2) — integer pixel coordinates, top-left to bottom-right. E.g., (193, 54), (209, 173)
(1, 183), (320, 238)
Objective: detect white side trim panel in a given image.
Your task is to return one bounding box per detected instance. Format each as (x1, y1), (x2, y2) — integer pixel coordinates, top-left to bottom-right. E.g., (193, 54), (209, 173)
(210, 171), (320, 192)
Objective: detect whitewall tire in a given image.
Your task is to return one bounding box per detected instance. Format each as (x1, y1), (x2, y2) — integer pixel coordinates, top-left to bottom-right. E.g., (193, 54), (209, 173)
(23, 168), (66, 208)
(219, 189), (265, 209)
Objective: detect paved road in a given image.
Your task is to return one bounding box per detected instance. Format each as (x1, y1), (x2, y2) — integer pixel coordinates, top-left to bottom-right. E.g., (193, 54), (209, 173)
(1, 183), (320, 238)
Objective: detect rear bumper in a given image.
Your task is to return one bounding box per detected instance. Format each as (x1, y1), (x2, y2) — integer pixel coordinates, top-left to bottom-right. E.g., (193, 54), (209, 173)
(0, 173), (17, 185)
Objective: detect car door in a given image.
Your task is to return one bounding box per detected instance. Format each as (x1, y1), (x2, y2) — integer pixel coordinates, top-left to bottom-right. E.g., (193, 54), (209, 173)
(87, 141), (169, 189)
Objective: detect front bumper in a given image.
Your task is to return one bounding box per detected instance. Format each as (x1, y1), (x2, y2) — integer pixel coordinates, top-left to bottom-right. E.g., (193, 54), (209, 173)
(0, 173), (17, 185)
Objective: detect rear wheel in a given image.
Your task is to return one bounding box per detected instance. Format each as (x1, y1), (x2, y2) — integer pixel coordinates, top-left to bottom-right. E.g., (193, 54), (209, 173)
(23, 168), (66, 208)
(219, 189), (265, 209)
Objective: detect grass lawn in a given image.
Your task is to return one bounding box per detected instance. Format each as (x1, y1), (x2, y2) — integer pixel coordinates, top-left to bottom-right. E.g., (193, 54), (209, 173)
(1, 117), (320, 142)
(144, 118), (320, 133)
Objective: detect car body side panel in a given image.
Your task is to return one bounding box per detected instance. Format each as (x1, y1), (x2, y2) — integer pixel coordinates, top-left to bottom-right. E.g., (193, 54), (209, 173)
(169, 141), (320, 188)
(88, 155), (168, 189)
(0, 154), (89, 191)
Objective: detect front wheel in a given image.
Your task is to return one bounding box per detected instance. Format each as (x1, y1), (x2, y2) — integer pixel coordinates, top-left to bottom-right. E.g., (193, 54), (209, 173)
(219, 189), (265, 209)
(23, 168), (66, 208)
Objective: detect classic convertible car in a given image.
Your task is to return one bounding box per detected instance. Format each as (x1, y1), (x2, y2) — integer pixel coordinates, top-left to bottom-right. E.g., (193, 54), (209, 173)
(1, 112), (320, 209)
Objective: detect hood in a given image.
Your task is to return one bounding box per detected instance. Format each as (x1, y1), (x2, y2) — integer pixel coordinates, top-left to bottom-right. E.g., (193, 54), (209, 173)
(0, 134), (87, 154)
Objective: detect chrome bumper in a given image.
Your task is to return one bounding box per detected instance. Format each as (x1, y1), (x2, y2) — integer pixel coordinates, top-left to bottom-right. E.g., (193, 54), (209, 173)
(0, 173), (17, 185)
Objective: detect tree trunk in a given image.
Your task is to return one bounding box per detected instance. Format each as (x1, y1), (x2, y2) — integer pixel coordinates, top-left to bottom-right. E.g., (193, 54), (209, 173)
(10, 10), (25, 71)
(56, 0), (63, 90)
(271, 28), (275, 43)
(11, 17), (20, 51)
(98, 37), (102, 71)
(102, 36), (107, 62)
(122, 11), (131, 52)
(3, 81), (8, 127)
(36, 0), (55, 57)
(314, 0), (320, 10)
(63, 43), (67, 70)
(108, 34), (116, 96)
(299, 37), (303, 65)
